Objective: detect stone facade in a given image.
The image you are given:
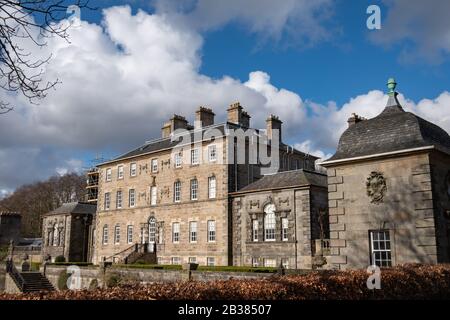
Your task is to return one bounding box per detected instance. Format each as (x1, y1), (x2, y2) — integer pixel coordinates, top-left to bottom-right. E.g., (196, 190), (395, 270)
(231, 172), (328, 269)
(42, 202), (96, 263)
(0, 212), (21, 246)
(321, 81), (450, 270)
(93, 104), (316, 266)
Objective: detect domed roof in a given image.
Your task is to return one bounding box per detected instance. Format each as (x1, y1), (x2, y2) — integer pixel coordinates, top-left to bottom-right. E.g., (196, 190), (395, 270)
(326, 91), (450, 163)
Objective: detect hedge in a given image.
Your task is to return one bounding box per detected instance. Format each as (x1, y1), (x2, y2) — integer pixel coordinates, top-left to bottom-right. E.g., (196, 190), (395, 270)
(114, 264), (278, 273)
(1, 264), (450, 300)
(49, 262), (93, 267)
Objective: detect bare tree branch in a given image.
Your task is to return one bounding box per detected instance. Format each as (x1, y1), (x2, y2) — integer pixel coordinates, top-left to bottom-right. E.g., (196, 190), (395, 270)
(0, 0), (95, 113)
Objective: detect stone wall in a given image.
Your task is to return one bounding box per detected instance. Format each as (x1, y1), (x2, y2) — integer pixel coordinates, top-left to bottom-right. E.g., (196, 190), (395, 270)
(232, 185), (328, 269)
(429, 151), (450, 262)
(94, 138), (232, 266)
(326, 152), (443, 270)
(0, 215), (21, 246)
(41, 265), (275, 291)
(0, 263), (5, 291)
(42, 214), (71, 262)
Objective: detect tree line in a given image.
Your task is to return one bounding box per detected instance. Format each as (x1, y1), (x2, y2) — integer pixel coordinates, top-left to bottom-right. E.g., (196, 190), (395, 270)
(0, 173), (86, 237)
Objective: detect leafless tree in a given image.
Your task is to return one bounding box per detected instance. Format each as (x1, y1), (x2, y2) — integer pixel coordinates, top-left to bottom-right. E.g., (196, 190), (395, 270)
(0, 0), (92, 114)
(0, 172), (86, 236)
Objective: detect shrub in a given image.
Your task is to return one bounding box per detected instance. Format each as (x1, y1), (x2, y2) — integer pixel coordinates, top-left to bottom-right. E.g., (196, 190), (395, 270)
(105, 272), (122, 288)
(57, 270), (70, 290)
(30, 262), (41, 271)
(89, 279), (99, 290)
(0, 246), (8, 261)
(114, 264), (182, 270)
(197, 266), (278, 273)
(1, 264), (450, 300)
(51, 262), (93, 267)
(55, 255), (66, 263)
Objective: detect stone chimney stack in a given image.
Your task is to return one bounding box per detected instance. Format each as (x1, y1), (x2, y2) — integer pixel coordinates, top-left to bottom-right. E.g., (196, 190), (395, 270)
(227, 102), (251, 128)
(241, 111), (250, 128)
(162, 114), (189, 138)
(195, 107), (215, 128)
(266, 115), (282, 143)
(347, 113), (366, 128)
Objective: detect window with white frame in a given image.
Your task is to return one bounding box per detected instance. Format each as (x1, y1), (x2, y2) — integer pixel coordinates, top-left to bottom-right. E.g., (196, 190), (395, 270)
(127, 225), (133, 244)
(191, 148), (199, 165)
(188, 257), (197, 263)
(207, 220), (216, 242)
(171, 257), (181, 265)
(190, 178), (198, 200)
(208, 176), (216, 199)
(102, 225), (108, 245)
(174, 181), (181, 202)
(281, 258), (289, 269)
(252, 220), (259, 242)
(172, 222), (180, 243)
(252, 258), (259, 267)
(189, 221), (197, 243)
(150, 186), (157, 206)
(104, 192), (111, 210)
(149, 217), (156, 243)
(130, 163), (137, 176)
(282, 218), (289, 241)
(129, 189), (135, 207)
(208, 145), (217, 162)
(116, 190), (123, 209)
(151, 159), (158, 173)
(114, 225), (120, 244)
(106, 168), (112, 181)
(264, 258), (276, 268)
(117, 165), (124, 179)
(264, 204), (276, 241)
(174, 151), (183, 168)
(369, 230), (392, 267)
(207, 257), (215, 266)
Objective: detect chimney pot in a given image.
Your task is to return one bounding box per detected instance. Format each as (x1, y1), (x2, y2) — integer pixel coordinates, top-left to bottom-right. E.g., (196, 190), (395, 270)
(195, 106), (215, 128)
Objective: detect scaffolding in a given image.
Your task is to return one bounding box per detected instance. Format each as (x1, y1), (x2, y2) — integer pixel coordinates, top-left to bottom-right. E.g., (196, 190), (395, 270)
(86, 168), (99, 204)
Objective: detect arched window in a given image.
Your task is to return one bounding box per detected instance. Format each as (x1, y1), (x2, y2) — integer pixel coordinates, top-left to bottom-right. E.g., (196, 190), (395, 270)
(264, 204), (276, 241)
(148, 217), (156, 243)
(53, 224), (59, 246)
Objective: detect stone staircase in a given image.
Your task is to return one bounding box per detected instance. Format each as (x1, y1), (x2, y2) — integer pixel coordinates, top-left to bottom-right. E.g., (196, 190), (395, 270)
(6, 260), (55, 293)
(125, 251), (157, 264)
(20, 272), (55, 293)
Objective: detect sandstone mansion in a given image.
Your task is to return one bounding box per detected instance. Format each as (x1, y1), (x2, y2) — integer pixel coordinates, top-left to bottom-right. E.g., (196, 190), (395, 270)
(41, 79), (450, 270)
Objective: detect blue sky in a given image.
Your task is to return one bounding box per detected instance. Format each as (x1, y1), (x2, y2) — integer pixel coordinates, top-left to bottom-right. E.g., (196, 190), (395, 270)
(1, 0), (450, 194)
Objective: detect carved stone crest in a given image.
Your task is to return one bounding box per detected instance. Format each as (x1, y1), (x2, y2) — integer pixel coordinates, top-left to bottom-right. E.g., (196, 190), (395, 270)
(249, 200), (259, 210)
(160, 186), (170, 198)
(366, 171), (387, 204)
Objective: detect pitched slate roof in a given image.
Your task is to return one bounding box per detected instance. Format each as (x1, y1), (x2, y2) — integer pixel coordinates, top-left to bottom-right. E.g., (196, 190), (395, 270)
(100, 122), (316, 166)
(43, 202), (96, 217)
(0, 212), (21, 217)
(325, 94), (450, 162)
(234, 169), (327, 194)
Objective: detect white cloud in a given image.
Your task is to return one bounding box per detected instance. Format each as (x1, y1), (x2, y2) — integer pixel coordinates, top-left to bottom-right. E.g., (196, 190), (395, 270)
(370, 0), (450, 63)
(154, 0), (335, 46)
(1, 4), (449, 194)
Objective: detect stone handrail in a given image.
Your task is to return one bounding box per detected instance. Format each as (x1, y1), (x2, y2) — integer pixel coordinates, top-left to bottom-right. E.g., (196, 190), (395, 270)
(5, 259), (25, 291)
(104, 243), (144, 264)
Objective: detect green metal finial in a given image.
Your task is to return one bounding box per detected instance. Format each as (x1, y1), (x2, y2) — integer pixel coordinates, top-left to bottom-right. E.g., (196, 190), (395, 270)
(387, 78), (397, 96)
